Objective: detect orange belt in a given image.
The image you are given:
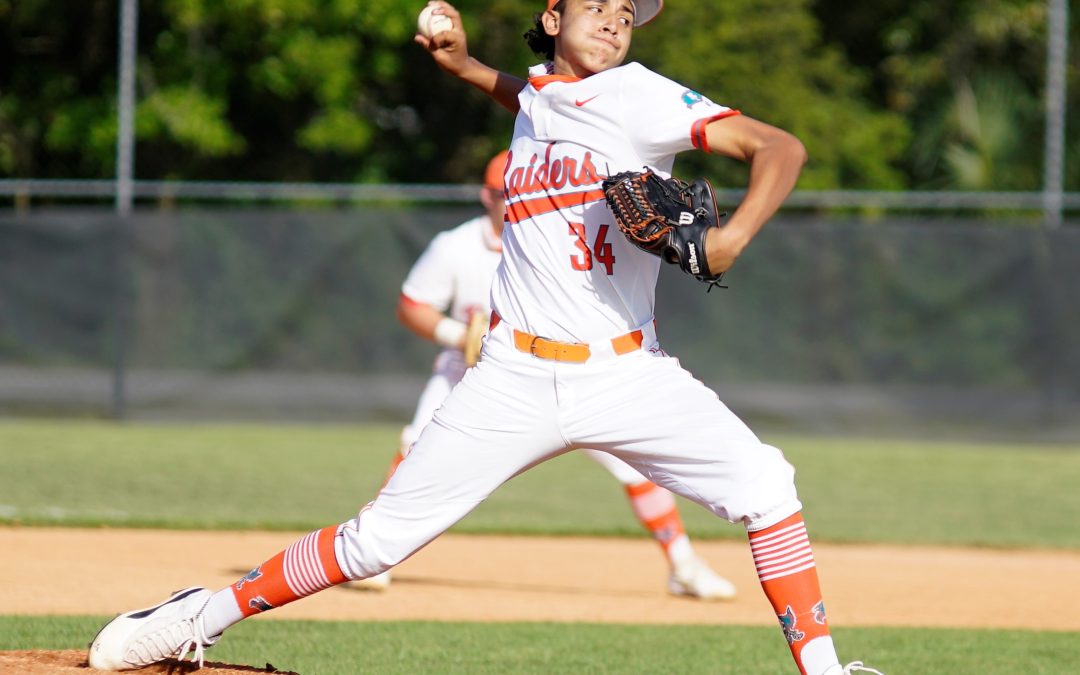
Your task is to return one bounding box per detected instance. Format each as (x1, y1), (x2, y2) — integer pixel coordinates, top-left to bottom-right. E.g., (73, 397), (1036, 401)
(490, 314), (644, 363)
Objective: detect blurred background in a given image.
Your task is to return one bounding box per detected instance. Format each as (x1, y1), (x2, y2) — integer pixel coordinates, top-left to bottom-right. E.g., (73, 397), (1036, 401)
(0, 0), (1077, 440)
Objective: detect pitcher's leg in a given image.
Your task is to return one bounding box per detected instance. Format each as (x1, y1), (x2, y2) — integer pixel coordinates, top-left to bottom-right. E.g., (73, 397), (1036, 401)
(336, 408), (565, 580)
(369, 363), (465, 590)
(90, 352), (563, 671)
(567, 353), (801, 526)
(567, 354), (839, 675)
(747, 512), (837, 675)
(197, 412), (563, 645)
(335, 347), (565, 579)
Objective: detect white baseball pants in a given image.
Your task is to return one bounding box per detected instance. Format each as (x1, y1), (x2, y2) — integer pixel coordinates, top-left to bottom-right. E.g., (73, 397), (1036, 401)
(335, 320), (802, 579)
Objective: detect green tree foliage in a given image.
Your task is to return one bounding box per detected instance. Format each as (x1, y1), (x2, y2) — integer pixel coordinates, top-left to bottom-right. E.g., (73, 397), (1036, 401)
(914, 72), (1042, 190)
(1, 0), (907, 187)
(880, 0), (1048, 190)
(634, 0), (909, 189)
(813, 0), (1074, 191)
(0, 0), (120, 176)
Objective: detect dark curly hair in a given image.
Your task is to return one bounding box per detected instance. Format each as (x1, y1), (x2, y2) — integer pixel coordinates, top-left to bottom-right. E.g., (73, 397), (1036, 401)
(523, 0), (564, 60)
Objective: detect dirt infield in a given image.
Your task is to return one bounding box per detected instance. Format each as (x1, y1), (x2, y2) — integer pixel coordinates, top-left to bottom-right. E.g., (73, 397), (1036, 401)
(2, 526), (1078, 672)
(0, 650), (299, 674)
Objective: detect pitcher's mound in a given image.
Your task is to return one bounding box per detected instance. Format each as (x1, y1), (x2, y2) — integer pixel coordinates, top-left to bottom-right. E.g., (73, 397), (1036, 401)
(0, 650), (299, 674)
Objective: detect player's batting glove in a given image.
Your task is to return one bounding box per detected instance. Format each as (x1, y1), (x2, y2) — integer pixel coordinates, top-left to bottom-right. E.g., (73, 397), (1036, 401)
(602, 169), (727, 289)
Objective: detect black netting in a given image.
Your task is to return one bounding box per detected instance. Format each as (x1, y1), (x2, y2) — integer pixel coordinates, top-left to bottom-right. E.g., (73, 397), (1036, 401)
(2, 209), (1077, 435)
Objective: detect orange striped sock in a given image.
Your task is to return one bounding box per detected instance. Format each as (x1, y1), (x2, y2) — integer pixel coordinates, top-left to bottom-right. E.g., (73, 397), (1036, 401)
(231, 525), (347, 617)
(625, 481), (686, 557)
(749, 512), (838, 675)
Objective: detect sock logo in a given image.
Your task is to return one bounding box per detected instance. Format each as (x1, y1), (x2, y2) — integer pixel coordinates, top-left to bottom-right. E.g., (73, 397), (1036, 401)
(812, 600), (827, 625)
(235, 566), (263, 590)
(248, 595), (274, 613)
(778, 605), (806, 645)
(655, 525), (677, 545)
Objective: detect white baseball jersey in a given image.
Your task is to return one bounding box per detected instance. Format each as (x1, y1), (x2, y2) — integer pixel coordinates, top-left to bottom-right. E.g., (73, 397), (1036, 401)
(401, 213), (502, 323)
(401, 213), (502, 378)
(492, 62), (739, 343)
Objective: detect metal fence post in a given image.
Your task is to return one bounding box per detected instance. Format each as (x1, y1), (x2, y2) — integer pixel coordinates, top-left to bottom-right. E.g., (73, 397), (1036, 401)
(1044, 0), (1069, 228)
(112, 0), (138, 419)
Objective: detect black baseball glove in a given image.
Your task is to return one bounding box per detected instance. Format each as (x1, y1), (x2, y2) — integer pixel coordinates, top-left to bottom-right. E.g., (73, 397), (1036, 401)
(602, 168), (726, 287)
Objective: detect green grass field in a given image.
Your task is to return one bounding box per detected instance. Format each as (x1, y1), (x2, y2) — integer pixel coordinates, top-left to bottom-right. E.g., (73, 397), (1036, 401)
(1, 617), (1077, 674)
(2, 419), (1078, 548)
(1, 419), (1078, 673)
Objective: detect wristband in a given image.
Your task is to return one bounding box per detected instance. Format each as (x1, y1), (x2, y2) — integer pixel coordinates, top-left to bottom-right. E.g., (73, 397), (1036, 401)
(433, 317), (467, 349)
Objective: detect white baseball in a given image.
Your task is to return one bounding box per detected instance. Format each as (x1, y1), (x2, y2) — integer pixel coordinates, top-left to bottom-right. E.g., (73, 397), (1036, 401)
(417, 5), (453, 39)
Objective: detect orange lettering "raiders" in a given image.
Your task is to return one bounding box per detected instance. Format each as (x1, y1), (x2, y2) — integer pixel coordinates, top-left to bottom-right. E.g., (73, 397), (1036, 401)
(506, 145), (604, 199)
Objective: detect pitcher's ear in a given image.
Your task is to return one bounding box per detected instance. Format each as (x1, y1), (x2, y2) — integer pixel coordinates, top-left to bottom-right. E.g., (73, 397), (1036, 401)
(542, 9), (560, 36)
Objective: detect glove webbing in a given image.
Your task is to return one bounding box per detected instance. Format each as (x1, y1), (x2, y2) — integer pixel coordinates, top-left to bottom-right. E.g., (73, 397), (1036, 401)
(607, 176), (671, 245)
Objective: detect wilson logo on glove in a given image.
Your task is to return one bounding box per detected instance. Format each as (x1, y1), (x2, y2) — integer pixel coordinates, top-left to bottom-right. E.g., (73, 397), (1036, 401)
(687, 242), (701, 275)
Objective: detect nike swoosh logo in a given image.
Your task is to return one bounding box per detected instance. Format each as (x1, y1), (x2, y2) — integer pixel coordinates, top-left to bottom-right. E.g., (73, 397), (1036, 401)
(575, 95), (600, 107)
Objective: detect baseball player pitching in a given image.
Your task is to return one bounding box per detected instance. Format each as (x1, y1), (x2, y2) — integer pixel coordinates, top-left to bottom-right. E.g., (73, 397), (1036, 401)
(88, 2), (882, 674)
(356, 149), (735, 600)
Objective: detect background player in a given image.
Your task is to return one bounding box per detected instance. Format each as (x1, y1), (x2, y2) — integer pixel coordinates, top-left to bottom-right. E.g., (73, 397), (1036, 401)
(89, 2), (881, 674)
(359, 150), (735, 600)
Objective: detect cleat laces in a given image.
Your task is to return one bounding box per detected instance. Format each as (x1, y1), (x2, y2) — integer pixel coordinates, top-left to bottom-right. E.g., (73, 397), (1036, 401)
(843, 662), (885, 675)
(125, 611), (218, 668)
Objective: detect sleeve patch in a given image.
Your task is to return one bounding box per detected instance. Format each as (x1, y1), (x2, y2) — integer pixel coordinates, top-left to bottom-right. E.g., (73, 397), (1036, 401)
(681, 90), (712, 109)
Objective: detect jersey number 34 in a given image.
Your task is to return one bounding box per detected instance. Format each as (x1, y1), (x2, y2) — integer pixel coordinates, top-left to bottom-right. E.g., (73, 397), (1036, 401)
(569, 222), (616, 275)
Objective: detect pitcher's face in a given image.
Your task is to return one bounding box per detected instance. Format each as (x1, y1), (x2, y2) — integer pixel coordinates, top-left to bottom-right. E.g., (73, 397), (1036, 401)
(548, 0), (634, 77)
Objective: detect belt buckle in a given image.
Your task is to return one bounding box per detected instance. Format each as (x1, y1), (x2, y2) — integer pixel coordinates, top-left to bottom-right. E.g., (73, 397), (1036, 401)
(529, 335), (550, 357)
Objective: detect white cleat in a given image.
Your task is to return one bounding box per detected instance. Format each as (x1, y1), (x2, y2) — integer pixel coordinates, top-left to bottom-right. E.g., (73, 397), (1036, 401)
(351, 570), (392, 591)
(88, 587), (219, 671)
(668, 556), (737, 601)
